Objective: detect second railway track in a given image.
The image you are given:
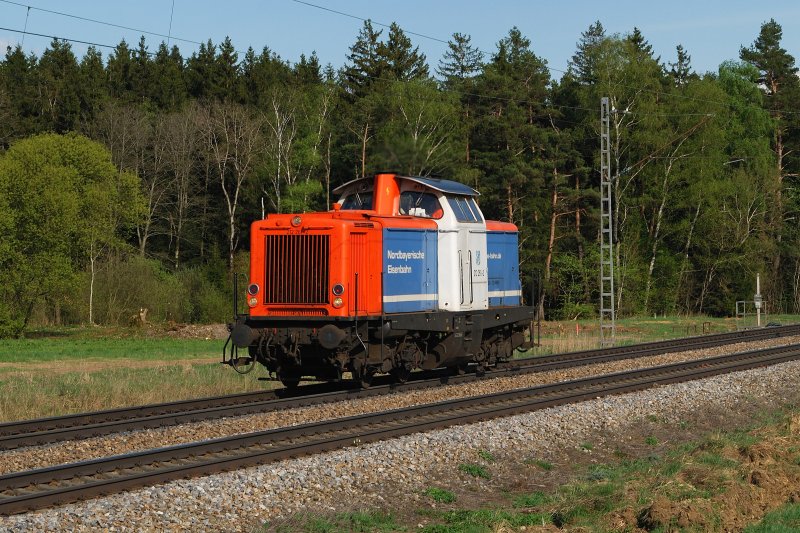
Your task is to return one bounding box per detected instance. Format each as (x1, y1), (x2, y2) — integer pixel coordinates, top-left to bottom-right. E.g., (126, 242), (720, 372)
(1, 324), (799, 450)
(1, 341), (799, 515)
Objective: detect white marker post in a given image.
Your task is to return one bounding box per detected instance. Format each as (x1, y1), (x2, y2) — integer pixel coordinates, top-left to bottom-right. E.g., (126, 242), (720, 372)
(754, 273), (762, 327)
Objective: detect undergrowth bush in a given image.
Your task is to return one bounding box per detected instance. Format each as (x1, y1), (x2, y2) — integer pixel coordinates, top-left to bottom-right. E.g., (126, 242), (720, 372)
(49, 252), (237, 326)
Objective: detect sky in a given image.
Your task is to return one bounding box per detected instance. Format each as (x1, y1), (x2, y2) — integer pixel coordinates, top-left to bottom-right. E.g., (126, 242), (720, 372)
(1, 0), (799, 79)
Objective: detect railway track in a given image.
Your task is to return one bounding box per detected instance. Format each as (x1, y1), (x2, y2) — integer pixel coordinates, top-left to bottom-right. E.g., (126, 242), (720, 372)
(1, 324), (798, 451)
(1, 341), (799, 516)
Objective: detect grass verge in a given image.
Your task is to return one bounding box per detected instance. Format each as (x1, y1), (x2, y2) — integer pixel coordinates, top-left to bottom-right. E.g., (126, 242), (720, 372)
(0, 330), (220, 364)
(0, 363), (271, 420)
(522, 314), (800, 357)
(270, 510), (403, 532)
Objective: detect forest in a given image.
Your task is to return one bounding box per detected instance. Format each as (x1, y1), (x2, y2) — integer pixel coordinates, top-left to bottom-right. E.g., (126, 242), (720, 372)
(0, 18), (798, 336)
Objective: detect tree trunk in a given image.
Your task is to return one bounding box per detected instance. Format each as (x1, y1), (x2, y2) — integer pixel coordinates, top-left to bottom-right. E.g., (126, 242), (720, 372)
(676, 202), (701, 311)
(644, 172), (670, 311)
(506, 184), (514, 222)
(575, 174), (583, 262)
(361, 121), (369, 178)
(793, 258), (800, 314)
(545, 172), (558, 283)
(89, 251), (95, 326)
(772, 123), (784, 305)
(465, 104), (471, 163)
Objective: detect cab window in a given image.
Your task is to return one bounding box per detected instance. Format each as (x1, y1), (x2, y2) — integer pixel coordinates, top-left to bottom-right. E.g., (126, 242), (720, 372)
(399, 191), (443, 218)
(466, 197), (484, 222)
(448, 196), (479, 222)
(340, 191), (373, 210)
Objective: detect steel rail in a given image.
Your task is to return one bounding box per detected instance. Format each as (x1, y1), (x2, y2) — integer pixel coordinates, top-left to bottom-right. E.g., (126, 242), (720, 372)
(1, 324), (798, 450)
(1, 342), (799, 516)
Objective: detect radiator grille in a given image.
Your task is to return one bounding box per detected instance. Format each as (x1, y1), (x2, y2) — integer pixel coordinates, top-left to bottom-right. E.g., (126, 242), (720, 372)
(350, 232), (369, 313)
(265, 308), (328, 316)
(263, 234), (329, 304)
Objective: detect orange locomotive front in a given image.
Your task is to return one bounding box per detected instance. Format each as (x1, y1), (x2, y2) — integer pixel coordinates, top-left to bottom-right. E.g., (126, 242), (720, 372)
(226, 173), (533, 387)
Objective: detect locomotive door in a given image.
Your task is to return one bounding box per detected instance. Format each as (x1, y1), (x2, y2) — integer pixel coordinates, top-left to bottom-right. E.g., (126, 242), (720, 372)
(457, 227), (488, 311)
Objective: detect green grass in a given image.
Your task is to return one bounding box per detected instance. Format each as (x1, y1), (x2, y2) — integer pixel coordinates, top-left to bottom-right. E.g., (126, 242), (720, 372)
(424, 487), (456, 504)
(270, 510), (404, 533)
(0, 331), (219, 364)
(421, 509), (552, 532)
(745, 503), (800, 532)
(458, 463), (490, 479)
(524, 458), (553, 471)
(0, 325), (250, 419)
(645, 436), (659, 446)
(477, 450), (495, 463)
(522, 314), (800, 357)
(0, 362), (269, 420)
(513, 491), (550, 508)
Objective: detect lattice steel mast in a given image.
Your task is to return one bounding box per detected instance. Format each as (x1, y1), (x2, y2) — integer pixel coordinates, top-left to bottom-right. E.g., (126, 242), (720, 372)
(600, 97), (616, 346)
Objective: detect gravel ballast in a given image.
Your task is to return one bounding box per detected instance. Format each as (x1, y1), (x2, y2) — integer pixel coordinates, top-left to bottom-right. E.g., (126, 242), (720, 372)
(1, 338), (799, 531)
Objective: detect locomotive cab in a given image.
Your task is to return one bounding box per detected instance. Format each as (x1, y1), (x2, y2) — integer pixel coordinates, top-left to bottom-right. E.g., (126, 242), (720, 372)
(226, 173), (533, 387)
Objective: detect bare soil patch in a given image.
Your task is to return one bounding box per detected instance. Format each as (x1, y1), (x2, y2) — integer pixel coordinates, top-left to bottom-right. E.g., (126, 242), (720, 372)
(159, 322), (229, 340)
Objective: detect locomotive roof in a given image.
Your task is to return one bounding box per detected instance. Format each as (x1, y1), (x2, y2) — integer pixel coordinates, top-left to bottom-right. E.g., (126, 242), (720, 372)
(333, 175), (479, 197)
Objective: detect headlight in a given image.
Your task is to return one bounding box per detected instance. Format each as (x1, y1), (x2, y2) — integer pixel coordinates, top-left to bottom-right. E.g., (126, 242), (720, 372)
(332, 283), (344, 296)
(247, 283), (260, 296)
(248, 297), (258, 307)
(332, 297), (344, 308)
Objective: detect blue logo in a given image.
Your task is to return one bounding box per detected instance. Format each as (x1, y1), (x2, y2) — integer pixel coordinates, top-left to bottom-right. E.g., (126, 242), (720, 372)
(476, 250), (481, 265)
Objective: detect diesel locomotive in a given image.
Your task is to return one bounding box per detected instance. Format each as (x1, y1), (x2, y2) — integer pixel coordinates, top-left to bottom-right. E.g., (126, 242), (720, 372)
(225, 172), (534, 387)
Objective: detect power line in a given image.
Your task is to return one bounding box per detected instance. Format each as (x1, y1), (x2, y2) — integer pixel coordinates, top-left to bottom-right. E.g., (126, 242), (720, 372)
(0, 25), (131, 53)
(0, 0), (261, 60)
(290, 0), (449, 44)
(0, 0), (202, 47)
(167, 0), (175, 47)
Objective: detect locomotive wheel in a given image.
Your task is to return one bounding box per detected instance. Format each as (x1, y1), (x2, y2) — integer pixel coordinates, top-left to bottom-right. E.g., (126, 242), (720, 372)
(279, 371), (301, 389)
(356, 368), (375, 388)
(390, 365), (412, 383)
(280, 377), (300, 388)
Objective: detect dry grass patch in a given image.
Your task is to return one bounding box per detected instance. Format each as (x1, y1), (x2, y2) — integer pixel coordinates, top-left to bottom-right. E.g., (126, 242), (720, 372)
(0, 363), (273, 421)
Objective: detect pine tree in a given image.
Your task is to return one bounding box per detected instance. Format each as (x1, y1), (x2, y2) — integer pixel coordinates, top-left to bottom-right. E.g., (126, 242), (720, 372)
(78, 46), (108, 123)
(436, 33), (483, 164)
(131, 36), (152, 102)
(216, 37), (240, 100)
(436, 32), (483, 88)
(107, 39), (134, 101)
(240, 46), (292, 106)
(627, 28), (654, 56)
(471, 27), (551, 223)
(150, 43), (186, 110)
(342, 20), (384, 97)
(1, 45), (39, 136)
(668, 44), (695, 86)
(740, 18), (800, 303)
(295, 52), (322, 85)
(379, 23), (429, 81)
(185, 40), (217, 100)
(740, 19), (799, 98)
(568, 21), (605, 84)
(38, 39), (82, 132)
